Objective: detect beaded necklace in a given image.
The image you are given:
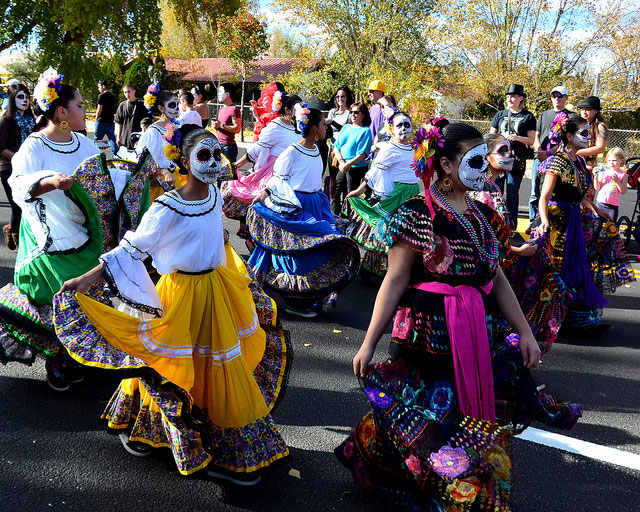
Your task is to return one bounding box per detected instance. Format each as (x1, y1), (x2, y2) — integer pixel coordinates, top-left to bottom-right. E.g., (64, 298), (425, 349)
(430, 184), (499, 262)
(560, 147), (590, 193)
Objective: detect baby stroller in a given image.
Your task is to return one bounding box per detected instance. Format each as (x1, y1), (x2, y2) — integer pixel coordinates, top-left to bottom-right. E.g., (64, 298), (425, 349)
(615, 156), (640, 247)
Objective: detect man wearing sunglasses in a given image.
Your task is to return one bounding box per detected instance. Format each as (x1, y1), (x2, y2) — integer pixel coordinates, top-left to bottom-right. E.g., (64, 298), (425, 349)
(529, 85), (572, 224)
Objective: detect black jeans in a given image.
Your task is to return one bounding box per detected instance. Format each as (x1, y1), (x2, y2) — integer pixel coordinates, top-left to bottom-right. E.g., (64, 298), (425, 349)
(1, 168), (21, 233)
(220, 143), (238, 166)
(332, 166), (367, 215)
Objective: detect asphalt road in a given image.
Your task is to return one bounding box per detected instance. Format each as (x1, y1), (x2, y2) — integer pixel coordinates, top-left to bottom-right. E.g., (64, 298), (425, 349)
(0, 166), (639, 511)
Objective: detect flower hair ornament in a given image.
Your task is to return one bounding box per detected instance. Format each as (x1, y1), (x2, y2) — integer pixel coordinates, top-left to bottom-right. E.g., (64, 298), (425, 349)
(272, 90), (284, 113)
(163, 120), (183, 161)
(294, 103), (310, 133)
(549, 111), (569, 147)
(33, 68), (64, 111)
(144, 83), (160, 113)
(411, 119), (445, 187)
(411, 118), (446, 218)
(385, 107), (400, 133)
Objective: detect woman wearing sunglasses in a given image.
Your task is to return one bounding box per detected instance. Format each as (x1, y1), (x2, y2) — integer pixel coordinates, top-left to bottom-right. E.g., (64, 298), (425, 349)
(0, 83), (35, 249)
(331, 102), (373, 215)
(537, 112), (634, 334)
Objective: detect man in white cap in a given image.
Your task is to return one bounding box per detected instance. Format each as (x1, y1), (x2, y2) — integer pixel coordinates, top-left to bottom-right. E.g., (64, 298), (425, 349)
(529, 85), (572, 224)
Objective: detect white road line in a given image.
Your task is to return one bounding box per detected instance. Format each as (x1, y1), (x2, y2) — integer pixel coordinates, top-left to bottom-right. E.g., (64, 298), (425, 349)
(517, 427), (640, 471)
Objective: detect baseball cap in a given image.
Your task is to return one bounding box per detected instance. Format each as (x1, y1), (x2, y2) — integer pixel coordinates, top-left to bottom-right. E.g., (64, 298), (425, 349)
(367, 80), (387, 93)
(551, 86), (568, 96)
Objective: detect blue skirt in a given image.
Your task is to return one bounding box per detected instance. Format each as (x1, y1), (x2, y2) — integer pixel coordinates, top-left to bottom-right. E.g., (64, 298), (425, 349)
(247, 191), (360, 302)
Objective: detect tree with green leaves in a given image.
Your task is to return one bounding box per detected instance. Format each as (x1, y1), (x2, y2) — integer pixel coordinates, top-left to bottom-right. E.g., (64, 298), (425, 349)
(2, 0), (162, 103)
(215, 9), (269, 140)
(274, 0), (438, 120)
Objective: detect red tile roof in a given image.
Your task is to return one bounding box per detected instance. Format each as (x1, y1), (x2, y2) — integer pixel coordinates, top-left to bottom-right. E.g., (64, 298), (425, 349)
(164, 57), (318, 83)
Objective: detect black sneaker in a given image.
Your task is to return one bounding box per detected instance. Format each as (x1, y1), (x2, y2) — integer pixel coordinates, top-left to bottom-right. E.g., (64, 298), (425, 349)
(45, 360), (70, 392)
(207, 468), (261, 486)
(322, 293), (337, 313)
(118, 433), (152, 457)
(63, 361), (84, 384)
(284, 305), (317, 318)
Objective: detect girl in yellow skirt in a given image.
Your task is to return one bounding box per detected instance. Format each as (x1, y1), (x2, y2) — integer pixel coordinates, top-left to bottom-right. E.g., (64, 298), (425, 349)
(54, 124), (290, 485)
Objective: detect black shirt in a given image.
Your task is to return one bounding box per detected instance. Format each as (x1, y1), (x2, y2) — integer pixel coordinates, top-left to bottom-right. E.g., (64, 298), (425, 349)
(490, 109), (536, 163)
(97, 91), (117, 124)
(115, 99), (147, 149)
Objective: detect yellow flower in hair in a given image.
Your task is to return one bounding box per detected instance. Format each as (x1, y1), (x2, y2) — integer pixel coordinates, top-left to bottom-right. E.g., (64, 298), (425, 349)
(164, 144), (180, 161)
(144, 93), (157, 109)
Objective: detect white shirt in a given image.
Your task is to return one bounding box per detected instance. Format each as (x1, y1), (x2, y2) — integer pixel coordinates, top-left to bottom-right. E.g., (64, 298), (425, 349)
(178, 110), (203, 126)
(365, 141), (419, 199)
(10, 132), (99, 252)
(136, 123), (173, 169)
(247, 118), (299, 169)
(263, 143), (323, 215)
(100, 185), (225, 317)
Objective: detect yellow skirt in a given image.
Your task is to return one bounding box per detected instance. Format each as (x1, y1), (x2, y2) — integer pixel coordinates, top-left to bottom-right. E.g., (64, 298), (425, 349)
(77, 259), (268, 430)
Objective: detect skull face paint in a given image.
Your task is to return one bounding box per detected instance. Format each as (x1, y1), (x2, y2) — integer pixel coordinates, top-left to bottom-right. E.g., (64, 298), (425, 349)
(217, 86), (229, 103)
(382, 105), (396, 119)
(15, 92), (29, 111)
(457, 143), (489, 191)
(489, 139), (514, 172)
(189, 137), (224, 184)
(392, 114), (412, 142)
(161, 96), (179, 120)
(573, 123), (590, 149)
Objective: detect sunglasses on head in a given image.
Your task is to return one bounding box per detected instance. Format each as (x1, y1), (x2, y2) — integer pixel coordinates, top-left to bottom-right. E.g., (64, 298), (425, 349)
(551, 92), (566, 98)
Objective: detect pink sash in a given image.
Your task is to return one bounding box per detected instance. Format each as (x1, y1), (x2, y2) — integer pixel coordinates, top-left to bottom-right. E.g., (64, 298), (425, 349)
(411, 281), (496, 422)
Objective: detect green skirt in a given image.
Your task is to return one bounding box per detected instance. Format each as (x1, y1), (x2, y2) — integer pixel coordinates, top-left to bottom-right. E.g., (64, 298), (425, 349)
(347, 183), (420, 253)
(14, 182), (103, 305)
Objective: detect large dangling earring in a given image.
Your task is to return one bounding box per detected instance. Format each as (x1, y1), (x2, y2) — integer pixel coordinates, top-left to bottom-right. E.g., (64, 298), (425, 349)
(439, 177), (454, 196)
(59, 120), (69, 132)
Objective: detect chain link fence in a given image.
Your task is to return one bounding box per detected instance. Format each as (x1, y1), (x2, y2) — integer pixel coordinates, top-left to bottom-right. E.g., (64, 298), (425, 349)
(210, 108), (640, 157)
(452, 119), (640, 158)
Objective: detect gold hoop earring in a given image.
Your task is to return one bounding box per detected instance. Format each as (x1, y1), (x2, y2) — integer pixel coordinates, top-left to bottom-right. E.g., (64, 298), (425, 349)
(59, 120), (69, 132)
(439, 177), (454, 196)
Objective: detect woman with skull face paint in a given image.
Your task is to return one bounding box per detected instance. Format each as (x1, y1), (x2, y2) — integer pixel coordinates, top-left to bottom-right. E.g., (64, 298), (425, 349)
(55, 123), (291, 484)
(336, 119), (582, 511)
(0, 69), (103, 390)
(0, 83), (35, 249)
(221, 93), (302, 238)
(343, 111), (420, 279)
(536, 112), (633, 333)
(136, 85), (179, 201)
(477, 134), (571, 354)
(248, 106), (360, 317)
(371, 94), (398, 153)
